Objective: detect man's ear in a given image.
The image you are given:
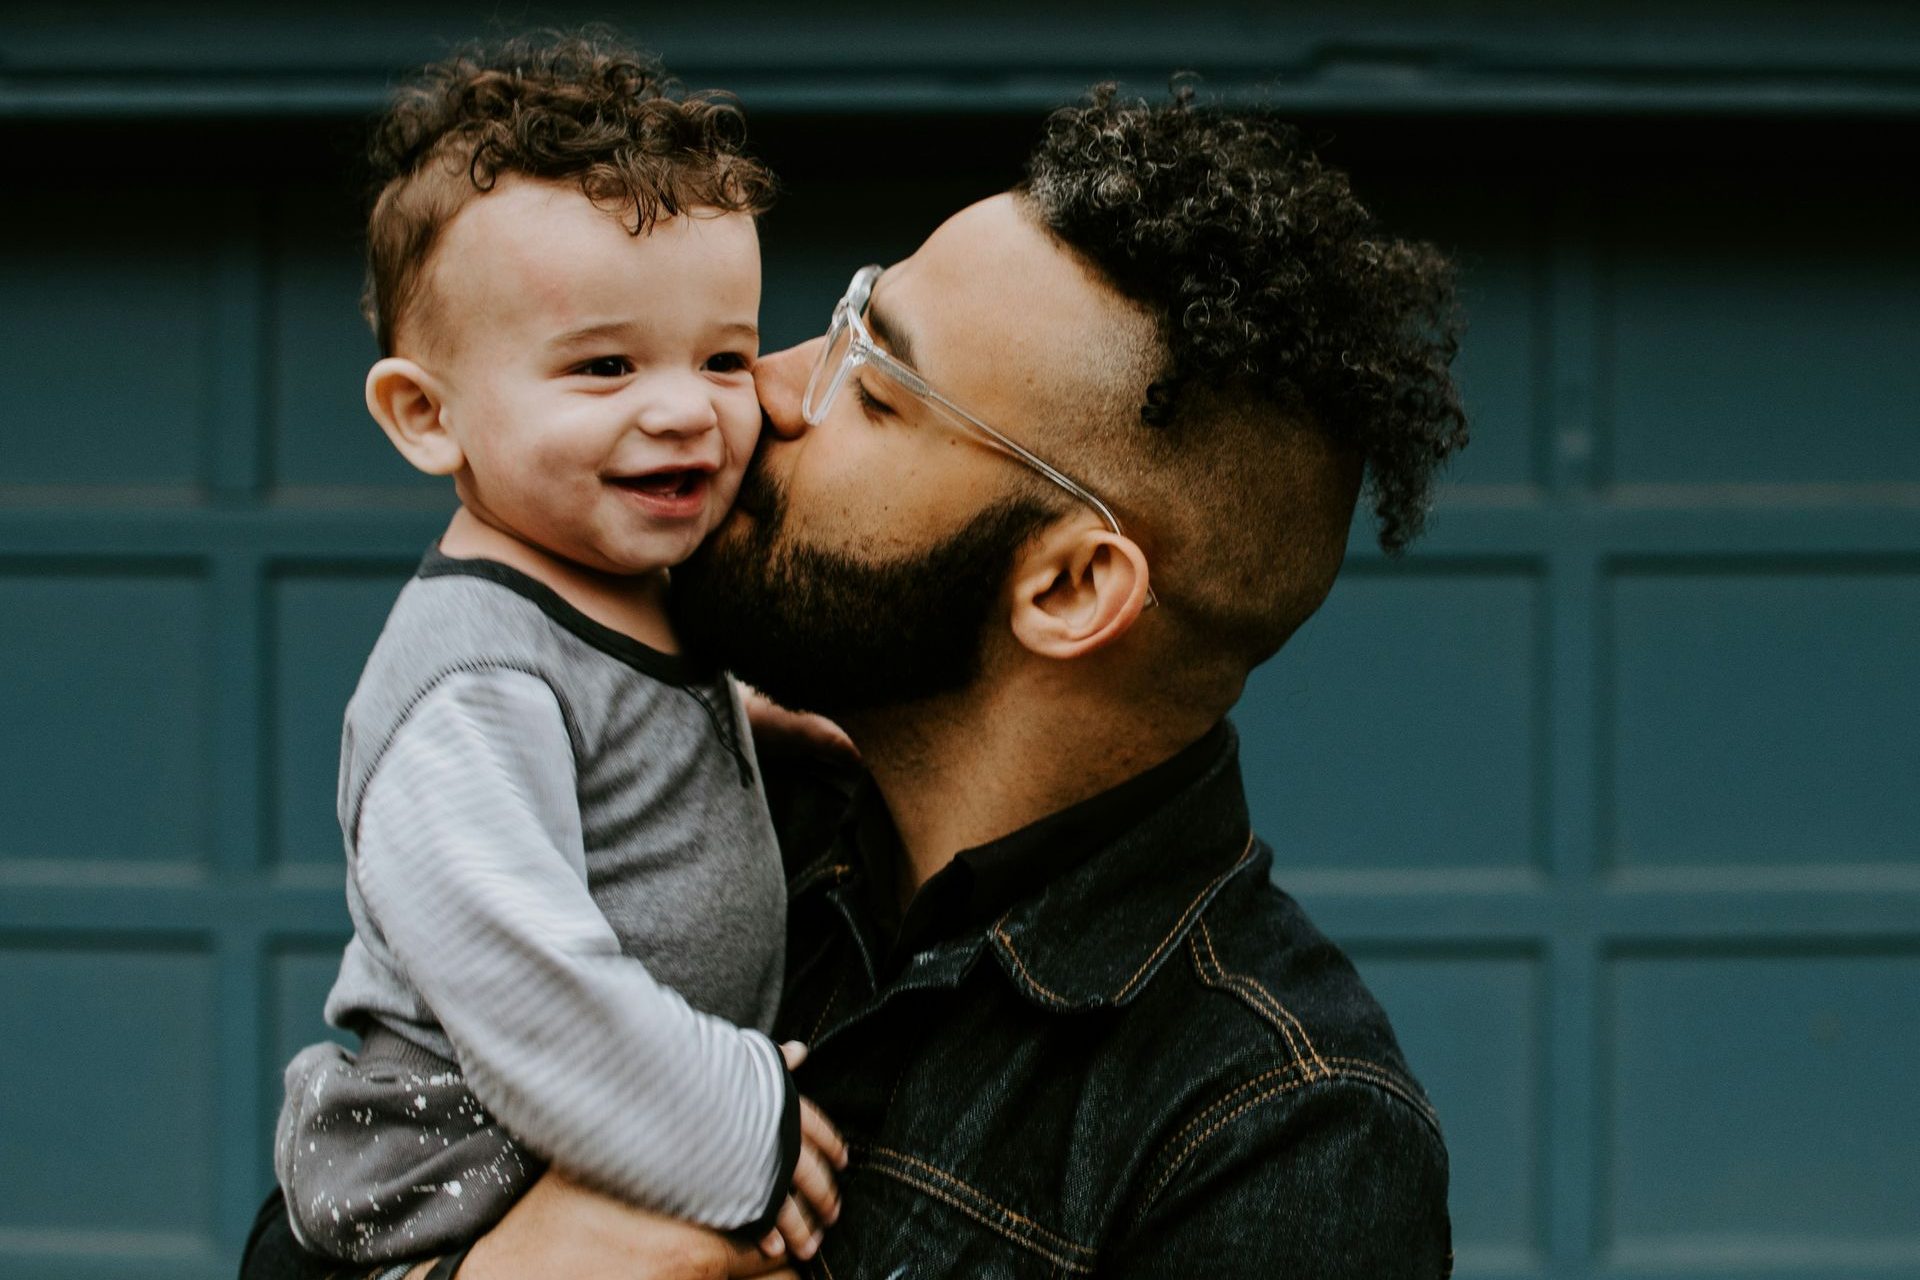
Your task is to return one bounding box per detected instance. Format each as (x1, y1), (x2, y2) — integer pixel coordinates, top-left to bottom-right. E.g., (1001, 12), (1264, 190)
(1008, 524), (1151, 659)
(365, 357), (463, 476)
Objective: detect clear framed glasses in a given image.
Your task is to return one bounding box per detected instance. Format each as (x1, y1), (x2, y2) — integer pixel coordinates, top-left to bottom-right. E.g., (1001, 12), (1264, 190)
(803, 264), (1156, 606)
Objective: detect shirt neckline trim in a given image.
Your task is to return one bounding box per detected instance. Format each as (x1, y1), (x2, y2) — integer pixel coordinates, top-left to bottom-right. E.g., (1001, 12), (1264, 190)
(416, 545), (714, 687)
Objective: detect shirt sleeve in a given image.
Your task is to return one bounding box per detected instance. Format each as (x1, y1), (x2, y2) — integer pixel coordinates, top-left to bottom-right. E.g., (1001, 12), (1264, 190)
(351, 666), (793, 1233)
(1110, 1077), (1452, 1279)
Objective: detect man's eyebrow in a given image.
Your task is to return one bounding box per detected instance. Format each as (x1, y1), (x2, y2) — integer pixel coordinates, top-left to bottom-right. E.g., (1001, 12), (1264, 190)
(864, 290), (918, 369)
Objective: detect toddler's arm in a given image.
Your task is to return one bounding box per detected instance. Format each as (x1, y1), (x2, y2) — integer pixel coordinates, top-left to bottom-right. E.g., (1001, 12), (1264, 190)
(351, 667), (797, 1236)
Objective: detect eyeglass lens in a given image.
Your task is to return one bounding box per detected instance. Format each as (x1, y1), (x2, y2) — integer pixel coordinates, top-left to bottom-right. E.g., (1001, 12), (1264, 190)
(802, 303), (857, 425)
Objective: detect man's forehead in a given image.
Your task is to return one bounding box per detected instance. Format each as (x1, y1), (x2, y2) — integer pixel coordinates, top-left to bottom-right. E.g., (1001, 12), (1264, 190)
(872, 194), (1156, 418)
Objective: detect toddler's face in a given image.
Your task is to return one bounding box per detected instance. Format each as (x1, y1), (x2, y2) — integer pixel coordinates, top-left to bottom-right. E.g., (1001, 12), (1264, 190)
(422, 179), (763, 576)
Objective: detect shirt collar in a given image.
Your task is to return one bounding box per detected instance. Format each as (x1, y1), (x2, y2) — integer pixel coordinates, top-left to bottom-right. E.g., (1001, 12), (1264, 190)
(796, 720), (1259, 1008)
(984, 720), (1260, 1011)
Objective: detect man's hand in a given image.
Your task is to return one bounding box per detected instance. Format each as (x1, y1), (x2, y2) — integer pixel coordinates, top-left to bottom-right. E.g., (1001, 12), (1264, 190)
(451, 1171), (798, 1280)
(737, 681), (858, 761)
(757, 1041), (850, 1262)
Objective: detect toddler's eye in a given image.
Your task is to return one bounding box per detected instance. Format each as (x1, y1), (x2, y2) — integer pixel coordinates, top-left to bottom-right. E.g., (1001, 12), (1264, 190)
(576, 356), (633, 378)
(704, 352), (751, 374)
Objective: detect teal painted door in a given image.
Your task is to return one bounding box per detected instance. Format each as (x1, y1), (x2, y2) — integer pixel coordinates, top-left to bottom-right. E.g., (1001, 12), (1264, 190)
(4, 28), (1919, 1280)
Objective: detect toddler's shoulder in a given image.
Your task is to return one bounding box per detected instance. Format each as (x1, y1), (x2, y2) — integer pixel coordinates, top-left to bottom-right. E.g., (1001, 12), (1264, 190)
(343, 573), (579, 750)
(373, 571), (561, 668)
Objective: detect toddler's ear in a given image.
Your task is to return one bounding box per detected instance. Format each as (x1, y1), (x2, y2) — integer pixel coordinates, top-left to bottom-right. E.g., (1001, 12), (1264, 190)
(366, 357), (462, 476)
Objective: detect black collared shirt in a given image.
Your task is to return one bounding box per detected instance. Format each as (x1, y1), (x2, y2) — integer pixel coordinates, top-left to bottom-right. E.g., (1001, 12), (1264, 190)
(845, 721), (1232, 971)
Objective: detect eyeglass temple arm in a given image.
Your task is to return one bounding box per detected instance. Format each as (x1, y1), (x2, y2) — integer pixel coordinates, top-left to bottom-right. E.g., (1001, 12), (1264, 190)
(848, 289), (1158, 607)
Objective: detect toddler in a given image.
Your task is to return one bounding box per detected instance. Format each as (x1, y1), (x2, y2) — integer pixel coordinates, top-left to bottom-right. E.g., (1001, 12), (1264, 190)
(273, 32), (839, 1269)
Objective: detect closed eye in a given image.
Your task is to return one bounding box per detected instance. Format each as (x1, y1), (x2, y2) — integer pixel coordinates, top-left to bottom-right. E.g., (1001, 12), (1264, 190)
(853, 379), (898, 419)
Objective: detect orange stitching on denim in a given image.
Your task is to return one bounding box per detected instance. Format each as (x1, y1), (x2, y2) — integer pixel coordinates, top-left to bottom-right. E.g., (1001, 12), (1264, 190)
(1189, 928), (1301, 1064)
(1188, 927), (1311, 1075)
(1136, 1059), (1443, 1228)
(866, 1146), (1097, 1260)
(809, 968), (847, 1043)
(870, 1166), (1091, 1272)
(993, 919), (1073, 1006)
(1317, 1057), (1441, 1130)
(1153, 1059), (1314, 1165)
(1142, 1074), (1315, 1208)
(1139, 1059), (1444, 1216)
(994, 833), (1256, 1006)
(1196, 919), (1323, 1075)
(1112, 834), (1256, 1001)
(1145, 1048), (1428, 1166)
(864, 1154), (1095, 1272)
(1194, 919), (1328, 1078)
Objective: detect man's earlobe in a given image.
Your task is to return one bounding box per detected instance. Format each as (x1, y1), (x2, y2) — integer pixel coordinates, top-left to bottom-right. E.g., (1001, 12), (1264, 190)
(365, 357), (462, 476)
(1009, 528), (1151, 660)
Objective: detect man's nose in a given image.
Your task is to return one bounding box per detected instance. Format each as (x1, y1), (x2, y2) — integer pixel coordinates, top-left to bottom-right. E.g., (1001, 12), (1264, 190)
(634, 373), (720, 438)
(753, 338), (823, 441)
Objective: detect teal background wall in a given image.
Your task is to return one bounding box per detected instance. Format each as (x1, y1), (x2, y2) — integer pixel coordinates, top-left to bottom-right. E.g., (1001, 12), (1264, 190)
(3, 4), (1918, 1278)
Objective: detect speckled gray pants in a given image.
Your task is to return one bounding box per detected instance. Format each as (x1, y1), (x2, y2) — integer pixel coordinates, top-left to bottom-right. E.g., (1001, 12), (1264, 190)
(273, 1030), (541, 1264)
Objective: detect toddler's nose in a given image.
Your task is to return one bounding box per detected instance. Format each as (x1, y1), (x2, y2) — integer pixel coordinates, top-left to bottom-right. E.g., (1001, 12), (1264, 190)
(634, 375), (720, 437)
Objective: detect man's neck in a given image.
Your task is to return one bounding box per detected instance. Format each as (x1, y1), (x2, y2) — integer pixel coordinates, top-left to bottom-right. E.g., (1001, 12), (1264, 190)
(438, 507), (677, 652)
(845, 671), (1220, 903)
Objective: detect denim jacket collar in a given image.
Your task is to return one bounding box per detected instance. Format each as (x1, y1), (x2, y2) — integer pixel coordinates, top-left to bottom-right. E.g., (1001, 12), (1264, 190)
(786, 720), (1262, 1016)
(983, 720), (1260, 1012)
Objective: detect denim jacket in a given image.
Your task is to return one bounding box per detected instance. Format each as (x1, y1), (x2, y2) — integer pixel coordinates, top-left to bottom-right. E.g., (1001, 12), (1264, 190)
(770, 721), (1451, 1279)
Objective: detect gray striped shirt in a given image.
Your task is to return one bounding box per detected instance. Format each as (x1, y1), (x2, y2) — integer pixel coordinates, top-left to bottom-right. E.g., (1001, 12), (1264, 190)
(285, 550), (790, 1240)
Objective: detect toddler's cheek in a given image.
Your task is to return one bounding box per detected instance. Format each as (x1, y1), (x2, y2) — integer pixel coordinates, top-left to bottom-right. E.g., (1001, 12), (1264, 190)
(723, 384), (764, 448)
(708, 468), (747, 525)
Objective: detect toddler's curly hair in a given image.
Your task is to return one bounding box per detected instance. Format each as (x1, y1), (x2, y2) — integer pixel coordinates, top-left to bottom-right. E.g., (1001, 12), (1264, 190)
(362, 27), (775, 355)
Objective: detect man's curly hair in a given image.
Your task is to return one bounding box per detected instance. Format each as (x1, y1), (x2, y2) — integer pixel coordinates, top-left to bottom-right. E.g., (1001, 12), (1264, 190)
(1020, 83), (1467, 555)
(362, 28), (774, 355)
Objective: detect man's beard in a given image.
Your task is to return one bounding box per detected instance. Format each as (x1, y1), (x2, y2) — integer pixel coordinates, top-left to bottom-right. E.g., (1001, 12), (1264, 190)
(669, 455), (1050, 718)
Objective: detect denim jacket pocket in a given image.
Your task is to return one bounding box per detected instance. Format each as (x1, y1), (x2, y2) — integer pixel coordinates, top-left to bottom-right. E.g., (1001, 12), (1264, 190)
(812, 1146), (1098, 1280)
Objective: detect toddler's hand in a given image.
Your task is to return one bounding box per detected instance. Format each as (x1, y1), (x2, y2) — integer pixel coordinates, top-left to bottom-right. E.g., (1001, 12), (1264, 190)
(737, 681), (858, 762)
(756, 1041), (849, 1263)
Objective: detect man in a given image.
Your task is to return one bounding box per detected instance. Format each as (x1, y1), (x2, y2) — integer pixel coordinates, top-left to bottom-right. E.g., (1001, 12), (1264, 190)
(247, 82), (1466, 1279)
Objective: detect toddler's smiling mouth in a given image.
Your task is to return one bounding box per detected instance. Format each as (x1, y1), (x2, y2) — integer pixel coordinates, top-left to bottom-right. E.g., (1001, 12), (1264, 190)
(607, 467), (716, 519)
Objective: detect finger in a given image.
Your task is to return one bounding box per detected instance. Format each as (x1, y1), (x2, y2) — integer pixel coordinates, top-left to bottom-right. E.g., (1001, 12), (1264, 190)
(727, 1236), (803, 1279)
(776, 1196), (822, 1262)
(796, 713), (858, 759)
(736, 679), (775, 718)
(790, 1141), (841, 1225)
(758, 1228), (784, 1257)
(780, 1040), (808, 1071)
(801, 1098), (849, 1171)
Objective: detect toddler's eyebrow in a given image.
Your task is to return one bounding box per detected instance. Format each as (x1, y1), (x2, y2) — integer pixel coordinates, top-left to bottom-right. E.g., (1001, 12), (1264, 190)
(547, 319), (760, 349)
(548, 320), (633, 349)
